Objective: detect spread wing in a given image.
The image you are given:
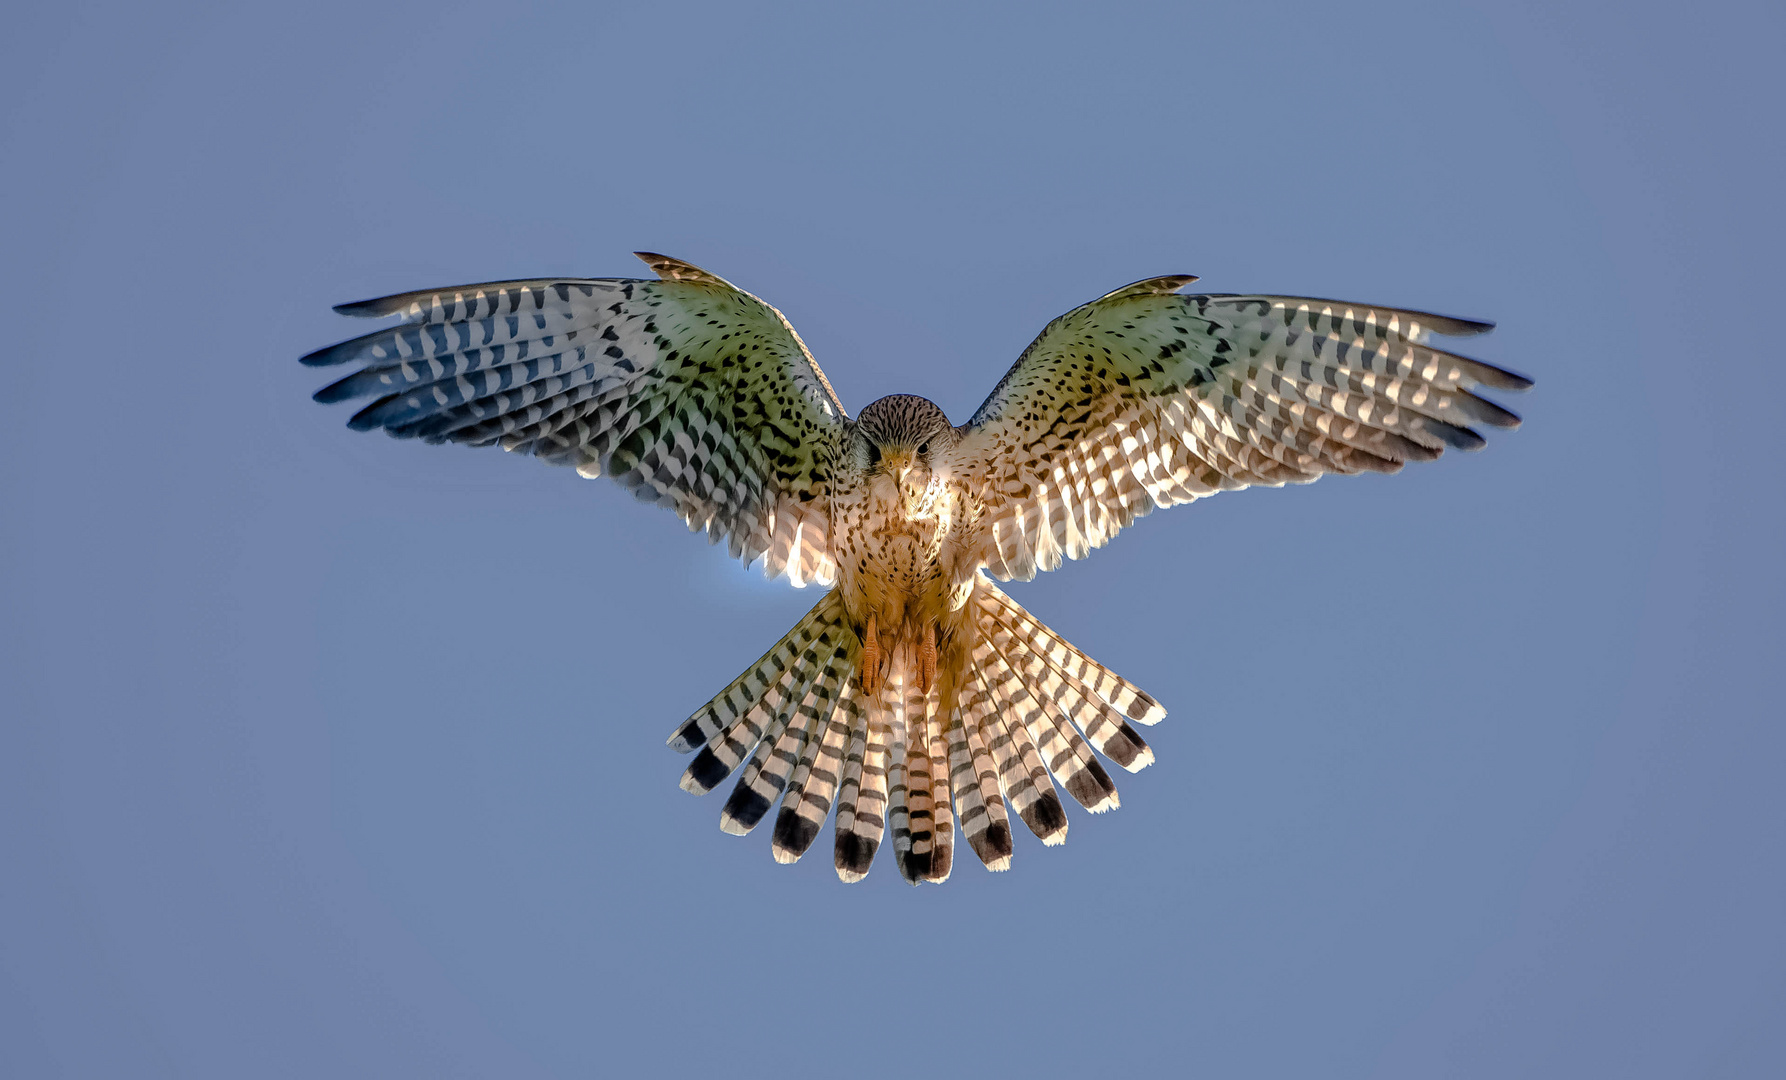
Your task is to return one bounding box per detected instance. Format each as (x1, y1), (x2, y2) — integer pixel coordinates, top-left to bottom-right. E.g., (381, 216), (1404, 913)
(954, 276), (1532, 581)
(304, 253), (849, 586)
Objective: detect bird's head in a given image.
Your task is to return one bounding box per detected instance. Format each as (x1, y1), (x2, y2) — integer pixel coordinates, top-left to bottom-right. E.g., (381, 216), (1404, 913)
(853, 394), (958, 496)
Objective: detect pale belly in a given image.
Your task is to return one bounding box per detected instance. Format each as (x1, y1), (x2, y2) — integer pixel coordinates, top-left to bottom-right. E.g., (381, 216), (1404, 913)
(831, 478), (974, 641)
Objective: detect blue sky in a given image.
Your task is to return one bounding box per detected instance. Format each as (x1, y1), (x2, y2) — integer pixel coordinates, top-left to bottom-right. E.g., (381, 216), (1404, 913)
(3, 2), (1781, 1076)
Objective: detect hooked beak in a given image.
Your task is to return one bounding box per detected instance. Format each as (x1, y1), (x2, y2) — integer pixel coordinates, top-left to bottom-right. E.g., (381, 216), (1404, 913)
(883, 448), (915, 485)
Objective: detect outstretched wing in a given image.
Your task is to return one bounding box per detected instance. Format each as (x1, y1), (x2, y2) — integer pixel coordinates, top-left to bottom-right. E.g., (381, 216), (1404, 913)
(954, 276), (1532, 581)
(304, 254), (849, 586)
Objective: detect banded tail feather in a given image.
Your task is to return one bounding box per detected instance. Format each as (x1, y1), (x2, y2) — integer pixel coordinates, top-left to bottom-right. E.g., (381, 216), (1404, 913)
(671, 593), (841, 791)
(885, 670), (915, 882)
(979, 586), (1166, 724)
(771, 679), (855, 864)
(833, 692), (890, 882)
(973, 644), (1071, 845)
(953, 675), (1014, 871)
(667, 576), (1163, 882)
(719, 626), (845, 835)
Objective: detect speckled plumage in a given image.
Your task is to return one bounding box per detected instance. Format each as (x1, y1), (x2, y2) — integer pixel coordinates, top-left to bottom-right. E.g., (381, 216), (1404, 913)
(306, 253), (1531, 885)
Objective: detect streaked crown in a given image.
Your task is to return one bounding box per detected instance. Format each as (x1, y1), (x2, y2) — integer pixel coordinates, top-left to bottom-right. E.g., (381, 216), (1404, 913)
(855, 395), (954, 449)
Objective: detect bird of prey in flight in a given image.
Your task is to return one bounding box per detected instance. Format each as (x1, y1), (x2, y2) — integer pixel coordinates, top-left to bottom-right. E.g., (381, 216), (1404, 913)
(304, 252), (1529, 885)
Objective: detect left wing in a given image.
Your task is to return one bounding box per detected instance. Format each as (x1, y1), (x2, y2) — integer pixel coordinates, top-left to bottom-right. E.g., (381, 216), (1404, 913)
(952, 276), (1532, 581)
(303, 254), (849, 586)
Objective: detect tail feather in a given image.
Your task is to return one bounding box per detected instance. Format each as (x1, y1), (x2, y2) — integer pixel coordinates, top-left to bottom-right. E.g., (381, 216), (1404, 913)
(671, 578), (1165, 883)
(951, 676), (1013, 871)
(982, 631), (1119, 815)
(675, 594), (844, 795)
(980, 600), (1156, 773)
(894, 651), (954, 884)
(718, 629), (843, 834)
(772, 679), (855, 864)
(923, 686), (955, 884)
(980, 587), (1166, 725)
(885, 676), (916, 882)
(668, 597), (832, 753)
(833, 692), (889, 882)
(973, 647), (1069, 846)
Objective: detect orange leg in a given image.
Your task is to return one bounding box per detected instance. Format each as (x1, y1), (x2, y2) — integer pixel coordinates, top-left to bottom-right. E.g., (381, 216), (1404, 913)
(920, 623), (937, 694)
(861, 612), (881, 695)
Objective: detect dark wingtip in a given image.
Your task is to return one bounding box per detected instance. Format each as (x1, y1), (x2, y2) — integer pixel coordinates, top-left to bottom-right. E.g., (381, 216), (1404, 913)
(311, 372), (364, 404)
(346, 396), (399, 433)
(1477, 363), (1534, 392)
(1423, 314), (1496, 337)
(299, 342), (349, 367)
(332, 296), (405, 318)
(1426, 420), (1487, 452)
(1467, 394), (1524, 430)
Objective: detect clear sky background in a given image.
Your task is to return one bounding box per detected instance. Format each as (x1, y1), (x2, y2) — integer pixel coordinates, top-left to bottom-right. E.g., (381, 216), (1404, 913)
(3, 2), (1781, 1077)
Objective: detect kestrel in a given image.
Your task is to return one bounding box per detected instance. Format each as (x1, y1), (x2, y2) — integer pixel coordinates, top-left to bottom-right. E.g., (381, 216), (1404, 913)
(305, 252), (1530, 884)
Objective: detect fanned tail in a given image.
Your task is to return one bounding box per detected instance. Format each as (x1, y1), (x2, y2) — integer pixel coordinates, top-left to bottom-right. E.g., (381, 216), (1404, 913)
(666, 578), (1164, 883)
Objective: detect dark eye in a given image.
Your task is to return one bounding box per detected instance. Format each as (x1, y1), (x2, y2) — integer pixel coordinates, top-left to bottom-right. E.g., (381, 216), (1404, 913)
(917, 442), (930, 455)
(866, 443), (881, 466)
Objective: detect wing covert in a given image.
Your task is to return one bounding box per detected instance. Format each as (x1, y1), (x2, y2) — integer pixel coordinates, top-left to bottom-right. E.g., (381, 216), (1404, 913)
(954, 278), (1531, 581)
(304, 256), (849, 586)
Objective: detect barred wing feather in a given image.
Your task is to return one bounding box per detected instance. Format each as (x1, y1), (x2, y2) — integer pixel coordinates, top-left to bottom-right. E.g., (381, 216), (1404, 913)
(955, 277), (1532, 581)
(304, 253), (849, 587)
